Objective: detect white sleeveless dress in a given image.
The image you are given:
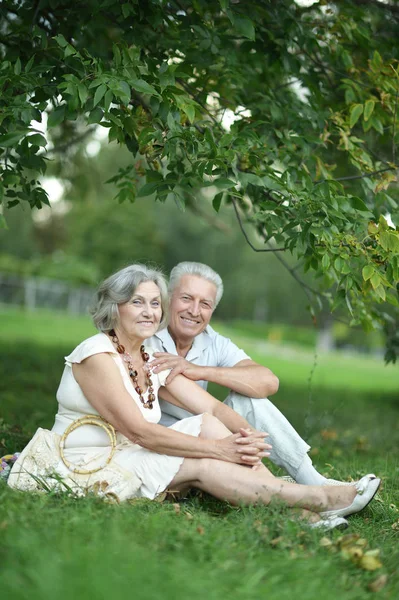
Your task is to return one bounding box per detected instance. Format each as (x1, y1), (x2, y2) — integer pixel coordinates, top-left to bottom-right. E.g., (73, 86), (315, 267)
(9, 333), (204, 500)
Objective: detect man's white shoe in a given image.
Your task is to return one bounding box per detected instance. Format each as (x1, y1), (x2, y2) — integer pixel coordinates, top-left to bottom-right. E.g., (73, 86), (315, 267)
(320, 474), (380, 519)
(308, 516), (349, 531)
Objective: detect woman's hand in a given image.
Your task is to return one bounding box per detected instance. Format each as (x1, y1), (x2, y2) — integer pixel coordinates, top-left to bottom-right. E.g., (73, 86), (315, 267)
(215, 429), (271, 466)
(150, 352), (204, 384)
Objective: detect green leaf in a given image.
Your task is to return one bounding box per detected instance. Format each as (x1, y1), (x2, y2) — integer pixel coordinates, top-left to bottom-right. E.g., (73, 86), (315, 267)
(322, 254), (330, 269)
(386, 293), (399, 307)
(25, 55), (34, 73)
(78, 83), (88, 106)
(213, 178), (236, 190)
(0, 130), (28, 147)
(137, 181), (163, 197)
(349, 196), (370, 212)
(64, 44), (76, 58)
(363, 100), (375, 122)
(388, 232), (399, 253)
(362, 265), (374, 281)
(370, 272), (381, 290)
(94, 84), (107, 106)
(375, 285), (386, 301)
(182, 104), (195, 123)
(113, 44), (121, 67)
(350, 104), (363, 128)
(379, 230), (390, 251)
(368, 221), (379, 235)
(131, 79), (158, 96)
(371, 116), (384, 135)
(116, 81), (131, 104)
(232, 15), (255, 40)
(28, 133), (47, 147)
(104, 89), (114, 112)
(212, 192), (223, 212)
(87, 107), (104, 125)
(53, 34), (68, 48)
(334, 257), (344, 272)
(14, 57), (21, 75)
(167, 112), (177, 131)
(371, 50), (383, 70)
(48, 105), (65, 128)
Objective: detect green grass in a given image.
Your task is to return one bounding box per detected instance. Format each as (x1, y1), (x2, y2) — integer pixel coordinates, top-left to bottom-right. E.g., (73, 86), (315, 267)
(1, 308), (398, 599)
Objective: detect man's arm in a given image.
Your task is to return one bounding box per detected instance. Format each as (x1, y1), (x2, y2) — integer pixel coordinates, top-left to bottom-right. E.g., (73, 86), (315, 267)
(151, 356), (279, 398)
(160, 375), (271, 453)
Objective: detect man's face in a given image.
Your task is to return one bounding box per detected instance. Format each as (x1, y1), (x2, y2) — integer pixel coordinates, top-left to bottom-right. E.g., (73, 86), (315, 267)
(168, 275), (217, 342)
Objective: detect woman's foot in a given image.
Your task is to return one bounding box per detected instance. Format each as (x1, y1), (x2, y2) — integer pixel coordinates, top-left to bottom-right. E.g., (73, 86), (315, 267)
(321, 474), (380, 519)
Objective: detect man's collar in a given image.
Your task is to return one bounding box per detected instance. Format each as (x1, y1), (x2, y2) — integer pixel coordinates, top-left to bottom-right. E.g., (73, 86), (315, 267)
(155, 325), (214, 360)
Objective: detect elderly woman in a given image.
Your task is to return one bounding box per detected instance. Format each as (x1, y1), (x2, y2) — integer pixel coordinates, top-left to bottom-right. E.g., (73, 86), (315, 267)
(8, 265), (380, 529)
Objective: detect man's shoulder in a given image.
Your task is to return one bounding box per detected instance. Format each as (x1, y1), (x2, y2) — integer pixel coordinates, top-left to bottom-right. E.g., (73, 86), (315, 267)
(205, 324), (232, 344)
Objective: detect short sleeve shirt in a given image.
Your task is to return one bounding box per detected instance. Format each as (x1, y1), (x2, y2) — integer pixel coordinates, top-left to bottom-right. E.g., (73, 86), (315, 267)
(148, 325), (250, 391)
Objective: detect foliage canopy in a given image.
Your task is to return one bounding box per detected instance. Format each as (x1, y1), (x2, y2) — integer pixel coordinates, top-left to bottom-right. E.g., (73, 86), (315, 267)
(1, 0), (399, 359)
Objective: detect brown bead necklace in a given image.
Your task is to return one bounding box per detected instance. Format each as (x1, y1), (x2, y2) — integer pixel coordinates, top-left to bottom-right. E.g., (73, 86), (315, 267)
(109, 329), (156, 409)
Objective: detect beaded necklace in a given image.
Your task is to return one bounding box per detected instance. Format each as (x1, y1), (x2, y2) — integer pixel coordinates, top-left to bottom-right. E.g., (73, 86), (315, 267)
(109, 329), (156, 409)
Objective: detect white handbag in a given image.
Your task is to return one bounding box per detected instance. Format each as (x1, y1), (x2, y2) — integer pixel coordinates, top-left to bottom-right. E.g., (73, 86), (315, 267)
(7, 417), (142, 503)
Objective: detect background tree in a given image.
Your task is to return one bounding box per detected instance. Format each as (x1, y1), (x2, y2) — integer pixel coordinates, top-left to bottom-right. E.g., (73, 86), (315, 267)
(1, 0), (398, 359)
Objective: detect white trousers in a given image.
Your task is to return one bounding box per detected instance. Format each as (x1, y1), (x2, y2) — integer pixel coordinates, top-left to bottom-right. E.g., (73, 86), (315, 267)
(160, 392), (310, 478)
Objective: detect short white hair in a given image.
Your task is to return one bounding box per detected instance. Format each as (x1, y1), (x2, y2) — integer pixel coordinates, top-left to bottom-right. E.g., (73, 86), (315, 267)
(91, 264), (169, 332)
(169, 262), (223, 307)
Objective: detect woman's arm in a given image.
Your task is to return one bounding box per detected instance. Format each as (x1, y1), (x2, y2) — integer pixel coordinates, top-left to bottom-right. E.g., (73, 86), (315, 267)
(72, 354), (266, 465)
(159, 374), (269, 439)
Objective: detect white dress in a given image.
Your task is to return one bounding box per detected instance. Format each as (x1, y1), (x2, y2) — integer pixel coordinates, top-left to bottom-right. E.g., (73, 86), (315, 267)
(9, 333), (203, 501)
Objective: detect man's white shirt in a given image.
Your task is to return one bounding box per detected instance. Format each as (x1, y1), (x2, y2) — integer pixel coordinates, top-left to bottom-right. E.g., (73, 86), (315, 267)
(148, 325), (250, 421)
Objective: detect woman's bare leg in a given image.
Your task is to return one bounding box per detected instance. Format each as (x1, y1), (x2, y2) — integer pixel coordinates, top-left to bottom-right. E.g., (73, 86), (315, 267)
(169, 414), (357, 513)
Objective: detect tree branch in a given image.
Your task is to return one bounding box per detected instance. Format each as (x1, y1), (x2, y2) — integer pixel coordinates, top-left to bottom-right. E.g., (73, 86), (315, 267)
(230, 196), (287, 252)
(316, 166), (396, 185)
(393, 89), (398, 165)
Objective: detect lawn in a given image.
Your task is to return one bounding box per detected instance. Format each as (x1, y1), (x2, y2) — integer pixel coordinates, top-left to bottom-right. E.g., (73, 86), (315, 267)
(0, 308), (398, 599)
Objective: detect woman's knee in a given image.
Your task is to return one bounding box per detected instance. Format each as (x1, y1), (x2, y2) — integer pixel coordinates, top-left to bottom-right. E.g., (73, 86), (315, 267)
(200, 413), (230, 439)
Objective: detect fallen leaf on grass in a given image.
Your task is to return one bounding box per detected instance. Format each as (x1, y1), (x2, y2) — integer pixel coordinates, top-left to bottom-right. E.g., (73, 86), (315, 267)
(341, 547), (364, 562)
(391, 520), (399, 530)
(355, 435), (369, 451)
(321, 429), (338, 441)
(359, 550), (383, 571)
(0, 520), (8, 530)
(368, 574), (388, 592)
(172, 503), (181, 514)
(185, 511), (193, 520)
(319, 537), (333, 548)
(270, 536), (283, 546)
(196, 525), (205, 535)
(336, 534), (368, 549)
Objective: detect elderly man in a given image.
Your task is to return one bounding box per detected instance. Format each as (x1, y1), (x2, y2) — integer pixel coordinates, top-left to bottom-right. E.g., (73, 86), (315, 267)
(149, 262), (340, 485)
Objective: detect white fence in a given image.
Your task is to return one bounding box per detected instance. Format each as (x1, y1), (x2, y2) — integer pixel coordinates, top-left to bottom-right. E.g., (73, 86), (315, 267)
(0, 273), (94, 314)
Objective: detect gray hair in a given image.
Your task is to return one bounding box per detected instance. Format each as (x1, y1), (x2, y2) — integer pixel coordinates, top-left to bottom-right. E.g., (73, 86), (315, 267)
(91, 264), (169, 332)
(168, 262), (223, 308)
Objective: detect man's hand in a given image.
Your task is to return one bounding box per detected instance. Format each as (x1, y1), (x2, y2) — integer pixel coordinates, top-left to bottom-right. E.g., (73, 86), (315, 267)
(150, 352), (204, 384)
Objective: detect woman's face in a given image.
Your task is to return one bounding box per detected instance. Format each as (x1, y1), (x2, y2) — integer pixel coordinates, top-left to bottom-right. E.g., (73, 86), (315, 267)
(117, 281), (163, 341)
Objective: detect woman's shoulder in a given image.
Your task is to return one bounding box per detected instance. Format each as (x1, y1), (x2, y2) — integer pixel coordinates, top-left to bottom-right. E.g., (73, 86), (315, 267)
(65, 332), (116, 366)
